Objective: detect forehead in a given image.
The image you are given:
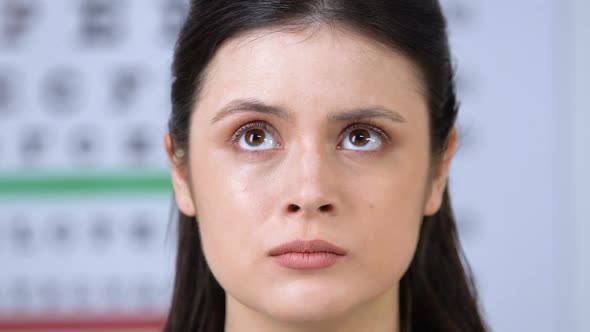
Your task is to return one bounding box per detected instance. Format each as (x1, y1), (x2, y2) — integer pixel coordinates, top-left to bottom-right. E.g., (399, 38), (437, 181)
(195, 24), (426, 121)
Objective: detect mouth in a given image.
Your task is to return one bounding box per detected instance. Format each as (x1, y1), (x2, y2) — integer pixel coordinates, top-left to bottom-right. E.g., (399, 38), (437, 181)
(268, 239), (346, 270)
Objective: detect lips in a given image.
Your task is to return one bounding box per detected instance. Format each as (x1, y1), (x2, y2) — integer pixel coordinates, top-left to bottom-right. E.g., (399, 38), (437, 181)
(269, 239), (346, 269)
(269, 239), (347, 256)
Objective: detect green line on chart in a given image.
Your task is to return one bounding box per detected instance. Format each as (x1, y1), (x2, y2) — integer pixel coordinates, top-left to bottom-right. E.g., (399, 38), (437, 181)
(0, 171), (172, 196)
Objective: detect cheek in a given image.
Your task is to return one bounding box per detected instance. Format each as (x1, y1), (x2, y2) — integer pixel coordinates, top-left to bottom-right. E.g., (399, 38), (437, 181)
(188, 149), (277, 283)
(353, 180), (425, 284)
(350, 151), (430, 283)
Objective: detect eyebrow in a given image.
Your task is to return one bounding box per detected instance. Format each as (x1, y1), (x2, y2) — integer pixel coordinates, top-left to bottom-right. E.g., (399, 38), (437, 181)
(327, 106), (407, 123)
(211, 99), (292, 124)
(210, 98), (407, 124)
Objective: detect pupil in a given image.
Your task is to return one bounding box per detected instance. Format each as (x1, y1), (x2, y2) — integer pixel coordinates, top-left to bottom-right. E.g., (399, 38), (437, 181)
(246, 129), (265, 146)
(350, 129), (370, 146)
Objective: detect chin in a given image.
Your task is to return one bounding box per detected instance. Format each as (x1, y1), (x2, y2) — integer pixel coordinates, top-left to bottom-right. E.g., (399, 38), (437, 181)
(265, 281), (355, 323)
(269, 301), (351, 324)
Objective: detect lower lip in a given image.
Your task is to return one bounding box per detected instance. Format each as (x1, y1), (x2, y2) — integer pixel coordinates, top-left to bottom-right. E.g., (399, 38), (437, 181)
(271, 252), (343, 269)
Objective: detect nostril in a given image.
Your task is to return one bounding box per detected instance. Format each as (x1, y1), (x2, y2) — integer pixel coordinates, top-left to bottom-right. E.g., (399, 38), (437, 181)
(287, 204), (301, 213)
(319, 204), (334, 213)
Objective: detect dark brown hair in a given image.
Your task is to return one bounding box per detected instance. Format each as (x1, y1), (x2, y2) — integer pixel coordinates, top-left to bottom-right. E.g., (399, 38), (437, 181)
(164, 1), (489, 331)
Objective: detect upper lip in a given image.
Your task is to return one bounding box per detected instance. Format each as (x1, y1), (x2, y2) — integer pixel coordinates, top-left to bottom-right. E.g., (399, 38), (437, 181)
(269, 239), (347, 256)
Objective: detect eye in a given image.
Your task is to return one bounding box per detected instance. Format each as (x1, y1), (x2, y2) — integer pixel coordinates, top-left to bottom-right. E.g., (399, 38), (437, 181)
(339, 124), (387, 151)
(232, 121), (279, 151)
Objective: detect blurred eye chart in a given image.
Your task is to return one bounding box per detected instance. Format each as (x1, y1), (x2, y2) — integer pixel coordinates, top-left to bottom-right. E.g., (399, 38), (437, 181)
(0, 0), (563, 331)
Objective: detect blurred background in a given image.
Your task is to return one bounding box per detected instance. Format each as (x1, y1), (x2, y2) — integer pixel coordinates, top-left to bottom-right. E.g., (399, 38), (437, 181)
(0, 0), (587, 331)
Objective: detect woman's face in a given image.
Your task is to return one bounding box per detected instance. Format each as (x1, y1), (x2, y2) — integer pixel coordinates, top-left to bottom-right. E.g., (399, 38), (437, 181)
(167, 25), (454, 325)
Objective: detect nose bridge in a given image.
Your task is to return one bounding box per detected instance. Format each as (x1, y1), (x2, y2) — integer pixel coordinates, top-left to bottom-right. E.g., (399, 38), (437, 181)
(282, 137), (338, 217)
(294, 134), (334, 186)
(299, 139), (326, 182)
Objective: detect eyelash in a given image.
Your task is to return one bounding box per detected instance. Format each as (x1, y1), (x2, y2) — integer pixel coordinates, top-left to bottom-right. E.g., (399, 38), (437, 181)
(340, 120), (392, 145)
(228, 121), (281, 146)
(228, 120), (392, 147)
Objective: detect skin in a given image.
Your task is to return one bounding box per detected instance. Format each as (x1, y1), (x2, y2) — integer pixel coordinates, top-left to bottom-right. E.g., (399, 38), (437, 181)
(165, 24), (458, 332)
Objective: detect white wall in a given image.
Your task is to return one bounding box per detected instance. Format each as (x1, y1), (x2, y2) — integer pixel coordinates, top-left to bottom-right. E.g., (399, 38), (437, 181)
(553, 1), (589, 331)
(573, 0), (590, 330)
(444, 1), (554, 331)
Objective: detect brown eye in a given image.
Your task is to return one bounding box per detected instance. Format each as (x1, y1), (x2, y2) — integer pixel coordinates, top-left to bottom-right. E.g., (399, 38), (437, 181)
(234, 123), (278, 151)
(245, 128), (266, 146)
(348, 129), (371, 146)
(340, 125), (384, 151)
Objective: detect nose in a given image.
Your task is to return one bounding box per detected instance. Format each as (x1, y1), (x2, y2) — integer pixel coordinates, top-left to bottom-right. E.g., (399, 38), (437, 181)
(281, 144), (339, 218)
(286, 202), (335, 214)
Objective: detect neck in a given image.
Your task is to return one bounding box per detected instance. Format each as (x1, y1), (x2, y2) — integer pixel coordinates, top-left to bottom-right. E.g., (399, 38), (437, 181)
(224, 285), (399, 332)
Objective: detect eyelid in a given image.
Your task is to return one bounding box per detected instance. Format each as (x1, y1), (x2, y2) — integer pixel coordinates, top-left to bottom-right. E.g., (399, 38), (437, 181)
(340, 120), (392, 144)
(228, 120), (282, 146)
